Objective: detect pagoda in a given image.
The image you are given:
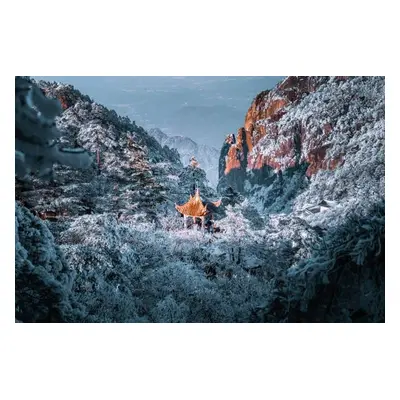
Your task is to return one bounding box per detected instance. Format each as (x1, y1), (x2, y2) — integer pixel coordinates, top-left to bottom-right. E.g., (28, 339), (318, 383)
(175, 188), (221, 229)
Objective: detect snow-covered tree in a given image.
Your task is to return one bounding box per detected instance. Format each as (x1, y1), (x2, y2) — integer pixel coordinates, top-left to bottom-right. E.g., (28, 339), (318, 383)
(15, 77), (92, 179)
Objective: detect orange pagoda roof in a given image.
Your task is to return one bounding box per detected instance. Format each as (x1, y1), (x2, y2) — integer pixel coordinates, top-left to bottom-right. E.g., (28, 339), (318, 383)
(175, 189), (221, 217)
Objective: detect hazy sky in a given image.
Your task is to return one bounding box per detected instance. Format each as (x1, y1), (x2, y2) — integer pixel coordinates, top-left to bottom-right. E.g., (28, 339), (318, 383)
(34, 76), (285, 148)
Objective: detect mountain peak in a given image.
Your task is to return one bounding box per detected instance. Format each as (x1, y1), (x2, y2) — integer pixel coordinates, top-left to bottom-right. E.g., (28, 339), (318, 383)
(148, 127), (220, 187)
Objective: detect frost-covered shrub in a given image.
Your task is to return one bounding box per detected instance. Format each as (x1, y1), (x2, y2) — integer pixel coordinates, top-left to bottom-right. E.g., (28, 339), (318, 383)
(265, 200), (385, 322)
(151, 295), (190, 323)
(49, 208), (281, 322)
(15, 203), (84, 322)
(219, 204), (252, 238)
(158, 212), (186, 231)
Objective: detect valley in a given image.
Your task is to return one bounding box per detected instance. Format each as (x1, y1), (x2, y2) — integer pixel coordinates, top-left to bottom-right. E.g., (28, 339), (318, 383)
(15, 76), (385, 323)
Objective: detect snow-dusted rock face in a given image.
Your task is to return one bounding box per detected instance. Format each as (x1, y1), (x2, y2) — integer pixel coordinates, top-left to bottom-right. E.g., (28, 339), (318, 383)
(38, 81), (182, 166)
(41, 81), (92, 110)
(218, 76), (384, 193)
(148, 128), (219, 187)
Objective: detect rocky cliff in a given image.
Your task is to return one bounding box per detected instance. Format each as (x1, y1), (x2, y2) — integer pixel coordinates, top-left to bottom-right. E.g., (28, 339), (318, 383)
(216, 76), (385, 323)
(218, 76), (385, 213)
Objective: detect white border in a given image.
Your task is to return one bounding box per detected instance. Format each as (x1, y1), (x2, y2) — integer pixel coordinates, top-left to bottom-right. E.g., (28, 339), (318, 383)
(1, 1), (398, 400)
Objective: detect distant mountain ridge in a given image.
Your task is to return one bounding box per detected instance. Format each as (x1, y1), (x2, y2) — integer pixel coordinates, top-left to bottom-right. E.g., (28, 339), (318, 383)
(148, 128), (219, 187)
